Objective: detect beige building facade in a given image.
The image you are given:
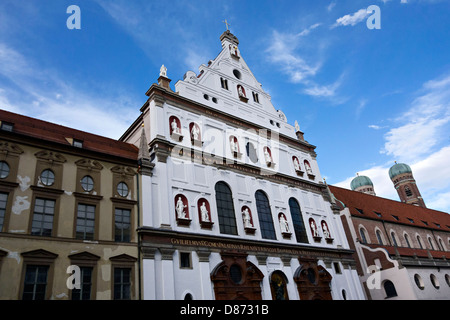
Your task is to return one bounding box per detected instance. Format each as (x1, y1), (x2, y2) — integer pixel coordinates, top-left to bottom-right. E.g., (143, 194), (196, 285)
(0, 110), (140, 300)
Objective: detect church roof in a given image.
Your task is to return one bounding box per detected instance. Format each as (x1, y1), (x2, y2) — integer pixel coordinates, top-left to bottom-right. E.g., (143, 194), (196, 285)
(0, 109), (138, 161)
(329, 185), (450, 232)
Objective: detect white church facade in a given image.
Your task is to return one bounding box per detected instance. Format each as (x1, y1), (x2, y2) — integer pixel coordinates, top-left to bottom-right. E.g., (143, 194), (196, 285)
(120, 30), (366, 300)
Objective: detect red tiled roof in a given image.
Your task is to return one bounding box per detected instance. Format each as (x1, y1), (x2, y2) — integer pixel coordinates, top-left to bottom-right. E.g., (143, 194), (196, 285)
(0, 109), (138, 161)
(329, 185), (450, 232)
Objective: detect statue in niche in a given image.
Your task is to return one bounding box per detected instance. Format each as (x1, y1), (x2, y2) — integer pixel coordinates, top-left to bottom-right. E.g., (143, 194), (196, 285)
(200, 202), (210, 222)
(310, 219), (319, 237)
(279, 214), (289, 233)
(160, 64), (167, 77)
(176, 196), (187, 219)
(264, 148), (272, 163)
(191, 124), (200, 141)
(305, 161), (313, 175)
(293, 157), (300, 171)
(242, 207), (252, 228)
(229, 44), (239, 57)
(238, 85), (246, 98)
(230, 137), (239, 153)
(322, 222), (331, 239)
(171, 118), (180, 134)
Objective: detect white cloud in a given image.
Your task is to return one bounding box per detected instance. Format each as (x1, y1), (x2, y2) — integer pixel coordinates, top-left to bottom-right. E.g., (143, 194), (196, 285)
(334, 74), (450, 213)
(0, 43), (138, 139)
(381, 74), (450, 163)
(327, 2), (336, 12)
(332, 8), (368, 28)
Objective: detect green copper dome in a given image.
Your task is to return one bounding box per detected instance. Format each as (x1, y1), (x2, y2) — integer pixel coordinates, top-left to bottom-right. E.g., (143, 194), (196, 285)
(389, 163), (412, 179)
(350, 175), (373, 190)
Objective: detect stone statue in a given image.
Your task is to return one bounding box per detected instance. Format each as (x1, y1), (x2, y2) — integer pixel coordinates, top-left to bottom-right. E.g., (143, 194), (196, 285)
(160, 64), (167, 77)
(230, 138), (238, 153)
(293, 157), (300, 171)
(295, 120), (300, 132)
(238, 85), (245, 98)
(191, 124), (200, 140)
(322, 222), (330, 239)
(310, 220), (319, 237)
(200, 202), (210, 222)
(305, 161), (313, 174)
(279, 214), (289, 233)
(242, 208), (252, 228)
(264, 148), (272, 163)
(171, 119), (179, 134)
(176, 196), (187, 219)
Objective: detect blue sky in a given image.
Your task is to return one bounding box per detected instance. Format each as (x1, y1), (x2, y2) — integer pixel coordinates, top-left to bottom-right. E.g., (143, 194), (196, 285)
(1, 0), (449, 212)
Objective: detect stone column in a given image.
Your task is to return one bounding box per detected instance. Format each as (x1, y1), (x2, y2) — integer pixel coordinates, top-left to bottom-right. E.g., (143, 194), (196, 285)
(196, 249), (212, 300)
(158, 248), (176, 300)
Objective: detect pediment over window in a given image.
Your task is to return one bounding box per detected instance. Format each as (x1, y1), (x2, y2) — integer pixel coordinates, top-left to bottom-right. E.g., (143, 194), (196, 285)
(21, 249), (58, 260)
(109, 253), (138, 263)
(35, 150), (67, 163)
(68, 251), (101, 261)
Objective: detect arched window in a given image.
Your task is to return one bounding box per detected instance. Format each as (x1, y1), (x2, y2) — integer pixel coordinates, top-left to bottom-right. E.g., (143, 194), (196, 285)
(270, 271), (289, 300)
(404, 233), (411, 248)
(417, 235), (423, 249)
(215, 182), (237, 235)
(391, 232), (398, 247)
(428, 237), (435, 250)
(438, 238), (445, 251)
(288, 198), (308, 243)
(360, 228), (368, 244)
(383, 280), (398, 298)
(376, 230), (384, 245)
(255, 190), (276, 240)
(404, 186), (413, 197)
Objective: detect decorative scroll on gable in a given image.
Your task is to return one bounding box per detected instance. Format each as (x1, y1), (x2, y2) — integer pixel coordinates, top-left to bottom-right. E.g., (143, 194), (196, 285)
(35, 150), (67, 163)
(75, 158), (103, 171)
(0, 141), (24, 155)
(111, 165), (136, 177)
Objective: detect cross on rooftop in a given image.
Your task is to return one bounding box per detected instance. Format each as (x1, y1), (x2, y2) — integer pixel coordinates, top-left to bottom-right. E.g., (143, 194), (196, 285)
(223, 19), (230, 31)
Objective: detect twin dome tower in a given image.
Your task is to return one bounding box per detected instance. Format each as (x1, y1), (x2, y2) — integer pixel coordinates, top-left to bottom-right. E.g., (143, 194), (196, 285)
(350, 162), (426, 208)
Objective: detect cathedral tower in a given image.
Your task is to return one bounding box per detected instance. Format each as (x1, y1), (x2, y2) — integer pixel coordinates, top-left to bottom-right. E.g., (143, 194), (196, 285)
(389, 162), (426, 208)
(350, 174), (376, 196)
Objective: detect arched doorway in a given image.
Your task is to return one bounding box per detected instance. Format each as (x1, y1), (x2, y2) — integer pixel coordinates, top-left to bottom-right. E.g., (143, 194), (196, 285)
(270, 271), (289, 300)
(211, 251), (264, 300)
(294, 258), (333, 300)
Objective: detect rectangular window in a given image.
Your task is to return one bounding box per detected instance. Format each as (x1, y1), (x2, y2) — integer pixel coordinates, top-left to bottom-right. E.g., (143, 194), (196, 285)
(22, 265), (49, 300)
(76, 204), (96, 240)
(0, 121), (13, 132)
(0, 192), (8, 231)
(31, 198), (55, 236)
(114, 268), (131, 300)
(333, 262), (342, 274)
(73, 139), (83, 148)
(220, 77), (229, 90)
(115, 208), (131, 242)
(252, 92), (259, 103)
(71, 267), (93, 300)
(180, 252), (191, 269)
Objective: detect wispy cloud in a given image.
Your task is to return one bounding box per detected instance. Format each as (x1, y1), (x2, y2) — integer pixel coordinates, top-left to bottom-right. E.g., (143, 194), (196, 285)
(267, 26), (348, 100)
(334, 73), (450, 212)
(0, 42), (138, 139)
(381, 74), (450, 163)
(331, 8), (368, 28)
